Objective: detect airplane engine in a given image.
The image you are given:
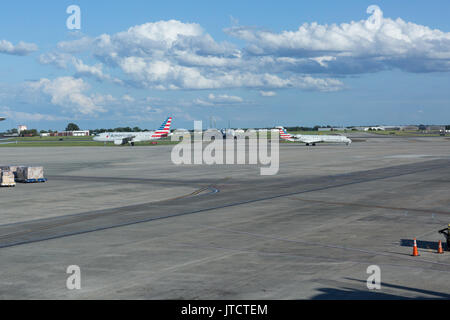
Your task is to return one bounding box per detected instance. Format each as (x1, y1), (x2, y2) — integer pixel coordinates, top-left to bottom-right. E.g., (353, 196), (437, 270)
(114, 139), (124, 145)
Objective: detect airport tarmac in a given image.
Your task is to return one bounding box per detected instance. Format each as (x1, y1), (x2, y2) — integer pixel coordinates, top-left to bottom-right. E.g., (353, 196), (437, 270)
(0, 135), (450, 299)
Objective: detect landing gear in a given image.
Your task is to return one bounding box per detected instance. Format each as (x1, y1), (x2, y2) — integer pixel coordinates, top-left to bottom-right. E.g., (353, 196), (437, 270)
(131, 142), (135, 147)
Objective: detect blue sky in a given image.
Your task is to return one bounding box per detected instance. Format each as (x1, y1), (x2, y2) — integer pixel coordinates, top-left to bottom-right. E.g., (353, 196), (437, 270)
(1, 1), (450, 130)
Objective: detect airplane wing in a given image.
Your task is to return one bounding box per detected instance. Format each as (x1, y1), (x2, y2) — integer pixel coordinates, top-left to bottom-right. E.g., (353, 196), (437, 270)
(0, 117), (5, 121)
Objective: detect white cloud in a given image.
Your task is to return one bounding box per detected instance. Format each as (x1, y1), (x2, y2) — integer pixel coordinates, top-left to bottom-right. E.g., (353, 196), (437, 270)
(208, 93), (243, 103)
(27, 77), (106, 115)
(73, 59), (106, 79)
(116, 20), (203, 50)
(55, 20), (342, 91)
(57, 37), (94, 53)
(0, 106), (67, 121)
(72, 58), (123, 85)
(193, 98), (214, 107)
(0, 40), (38, 56)
(310, 56), (336, 68)
(41, 5), (450, 97)
(117, 57), (342, 90)
(38, 54), (123, 84)
(91, 93), (116, 105)
(38, 52), (73, 68)
(194, 93), (245, 107)
(260, 91), (276, 97)
(225, 5), (450, 73)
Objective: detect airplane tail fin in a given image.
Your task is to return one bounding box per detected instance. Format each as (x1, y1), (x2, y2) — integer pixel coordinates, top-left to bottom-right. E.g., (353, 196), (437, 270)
(276, 126), (293, 140)
(152, 117), (172, 138)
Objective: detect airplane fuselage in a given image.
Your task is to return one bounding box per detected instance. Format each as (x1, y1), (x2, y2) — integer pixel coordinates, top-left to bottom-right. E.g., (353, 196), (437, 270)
(277, 127), (352, 146)
(93, 117), (172, 145)
(294, 134), (352, 145)
(93, 131), (161, 144)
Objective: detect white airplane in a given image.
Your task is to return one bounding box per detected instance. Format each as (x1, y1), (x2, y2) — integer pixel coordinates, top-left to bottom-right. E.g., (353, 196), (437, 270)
(93, 117), (172, 146)
(276, 126), (352, 146)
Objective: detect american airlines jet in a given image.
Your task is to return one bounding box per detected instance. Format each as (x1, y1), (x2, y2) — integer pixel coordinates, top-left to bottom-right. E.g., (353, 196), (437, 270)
(93, 117), (172, 146)
(276, 126), (352, 146)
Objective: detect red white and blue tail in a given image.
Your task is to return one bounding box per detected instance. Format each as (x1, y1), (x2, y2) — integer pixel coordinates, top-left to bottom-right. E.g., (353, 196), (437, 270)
(276, 126), (293, 140)
(152, 117), (172, 138)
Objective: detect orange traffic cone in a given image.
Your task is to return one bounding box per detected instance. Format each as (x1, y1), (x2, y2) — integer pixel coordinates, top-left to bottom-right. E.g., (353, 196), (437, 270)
(412, 238), (419, 256)
(437, 240), (444, 254)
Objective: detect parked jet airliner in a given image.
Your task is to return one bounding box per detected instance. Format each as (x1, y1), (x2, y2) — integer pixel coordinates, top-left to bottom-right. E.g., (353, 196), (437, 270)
(276, 127), (352, 146)
(93, 117), (172, 146)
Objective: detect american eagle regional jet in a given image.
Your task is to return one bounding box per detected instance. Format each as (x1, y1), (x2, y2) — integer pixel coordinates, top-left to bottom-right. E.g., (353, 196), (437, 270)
(93, 117), (172, 146)
(277, 126), (352, 146)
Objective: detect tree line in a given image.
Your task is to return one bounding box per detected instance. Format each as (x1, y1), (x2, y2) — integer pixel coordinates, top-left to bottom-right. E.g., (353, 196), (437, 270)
(4, 123), (450, 137)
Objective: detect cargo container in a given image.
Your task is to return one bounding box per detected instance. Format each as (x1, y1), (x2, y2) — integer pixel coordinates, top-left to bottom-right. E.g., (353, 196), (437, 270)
(15, 166), (45, 182)
(0, 170), (16, 187)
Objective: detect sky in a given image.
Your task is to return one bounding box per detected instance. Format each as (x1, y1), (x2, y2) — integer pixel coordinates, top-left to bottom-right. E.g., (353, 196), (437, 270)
(1, 0), (450, 131)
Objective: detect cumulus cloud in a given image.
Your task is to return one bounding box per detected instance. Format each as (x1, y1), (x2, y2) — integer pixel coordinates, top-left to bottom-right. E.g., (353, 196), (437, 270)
(54, 20), (342, 91)
(37, 4), (450, 101)
(0, 40), (38, 56)
(73, 58), (106, 79)
(38, 52), (73, 69)
(57, 37), (94, 53)
(117, 57), (342, 90)
(0, 79), (172, 120)
(72, 58), (124, 85)
(39, 53), (123, 84)
(225, 5), (450, 73)
(27, 77), (107, 115)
